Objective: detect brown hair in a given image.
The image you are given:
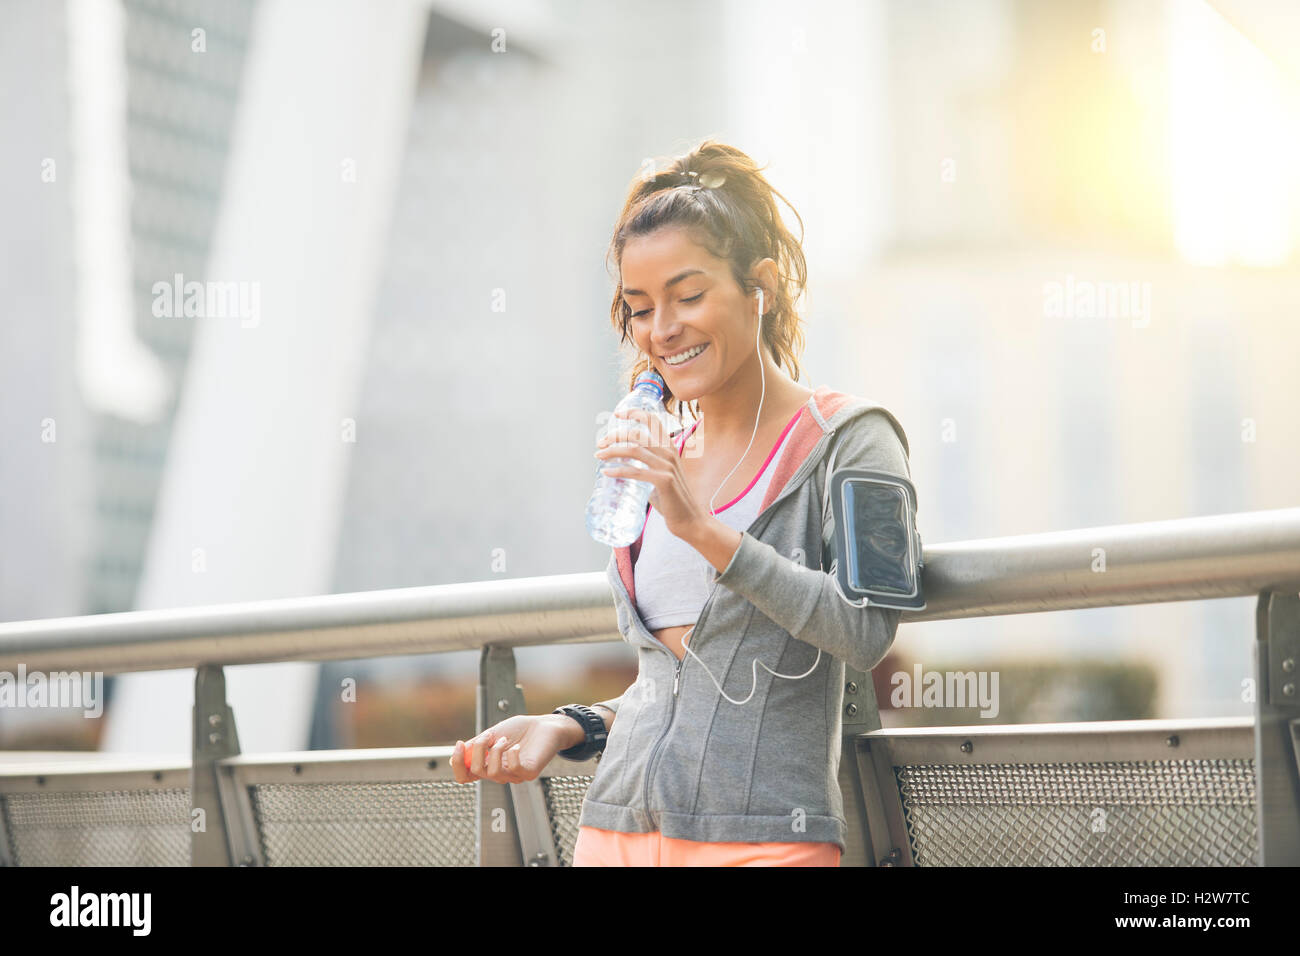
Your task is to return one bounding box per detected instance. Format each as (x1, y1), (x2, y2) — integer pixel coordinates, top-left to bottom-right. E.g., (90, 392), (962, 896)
(605, 139), (808, 422)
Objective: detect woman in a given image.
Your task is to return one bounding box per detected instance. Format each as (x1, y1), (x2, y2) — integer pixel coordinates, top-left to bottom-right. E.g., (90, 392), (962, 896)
(451, 140), (915, 867)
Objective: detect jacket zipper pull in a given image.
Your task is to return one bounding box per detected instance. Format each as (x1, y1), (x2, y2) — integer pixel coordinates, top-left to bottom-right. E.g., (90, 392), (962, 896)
(673, 659), (682, 697)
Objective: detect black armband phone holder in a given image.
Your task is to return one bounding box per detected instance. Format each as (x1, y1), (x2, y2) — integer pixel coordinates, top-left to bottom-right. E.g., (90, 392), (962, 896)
(827, 467), (926, 611)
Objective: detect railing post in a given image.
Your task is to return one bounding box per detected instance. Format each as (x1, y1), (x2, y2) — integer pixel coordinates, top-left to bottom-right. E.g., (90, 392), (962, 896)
(0, 798), (14, 867)
(838, 664), (883, 867)
(476, 645), (561, 866)
(1254, 590), (1300, 864)
(190, 664), (241, 866)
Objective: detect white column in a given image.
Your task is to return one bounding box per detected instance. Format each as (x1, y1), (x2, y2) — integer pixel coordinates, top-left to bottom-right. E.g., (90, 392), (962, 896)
(103, 0), (428, 753)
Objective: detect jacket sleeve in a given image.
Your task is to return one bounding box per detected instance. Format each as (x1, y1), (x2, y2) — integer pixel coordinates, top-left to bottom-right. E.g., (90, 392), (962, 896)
(713, 409), (913, 674)
(592, 689), (628, 718)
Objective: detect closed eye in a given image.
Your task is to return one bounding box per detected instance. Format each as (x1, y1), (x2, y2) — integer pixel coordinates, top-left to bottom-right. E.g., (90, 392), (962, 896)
(630, 292), (703, 319)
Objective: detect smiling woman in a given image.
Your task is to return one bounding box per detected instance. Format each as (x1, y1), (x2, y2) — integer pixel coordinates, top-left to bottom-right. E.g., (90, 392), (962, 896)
(606, 140), (809, 426)
(451, 139), (916, 871)
(568, 140), (910, 868)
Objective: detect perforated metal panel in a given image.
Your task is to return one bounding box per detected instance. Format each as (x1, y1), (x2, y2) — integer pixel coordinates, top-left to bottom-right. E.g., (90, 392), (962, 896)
(896, 760), (1257, 866)
(541, 773), (595, 867)
(2, 788), (191, 866)
(248, 781), (477, 866)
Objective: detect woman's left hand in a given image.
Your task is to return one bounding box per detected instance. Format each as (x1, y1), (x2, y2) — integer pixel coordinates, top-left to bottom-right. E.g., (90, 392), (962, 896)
(595, 408), (709, 542)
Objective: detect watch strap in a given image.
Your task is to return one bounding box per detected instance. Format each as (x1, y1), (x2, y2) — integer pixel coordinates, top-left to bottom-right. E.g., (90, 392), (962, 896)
(553, 704), (608, 762)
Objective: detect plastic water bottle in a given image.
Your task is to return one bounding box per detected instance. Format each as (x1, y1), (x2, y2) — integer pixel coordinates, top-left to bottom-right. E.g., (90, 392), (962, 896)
(586, 369), (677, 547)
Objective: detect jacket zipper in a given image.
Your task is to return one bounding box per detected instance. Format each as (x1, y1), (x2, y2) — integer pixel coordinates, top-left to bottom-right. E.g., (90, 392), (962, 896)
(609, 545), (723, 826)
(612, 417), (843, 827)
(637, 582), (728, 826)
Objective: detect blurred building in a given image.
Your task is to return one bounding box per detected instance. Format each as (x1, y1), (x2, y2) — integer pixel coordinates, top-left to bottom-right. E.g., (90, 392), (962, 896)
(1, 0), (256, 622)
(0, 0), (256, 745)
(2, 0), (1297, 751)
(824, 0), (1299, 717)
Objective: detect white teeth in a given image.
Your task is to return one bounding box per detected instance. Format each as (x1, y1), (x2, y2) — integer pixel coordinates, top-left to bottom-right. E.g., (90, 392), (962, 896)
(665, 344), (706, 366)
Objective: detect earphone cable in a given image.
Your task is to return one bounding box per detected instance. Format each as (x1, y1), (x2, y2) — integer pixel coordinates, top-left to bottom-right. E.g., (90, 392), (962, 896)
(677, 287), (827, 705)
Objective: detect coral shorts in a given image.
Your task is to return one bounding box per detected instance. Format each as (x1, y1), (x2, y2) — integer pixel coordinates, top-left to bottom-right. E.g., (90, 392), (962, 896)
(572, 825), (841, 867)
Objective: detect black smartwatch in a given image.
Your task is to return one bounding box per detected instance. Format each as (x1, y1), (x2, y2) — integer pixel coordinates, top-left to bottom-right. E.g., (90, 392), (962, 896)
(552, 704), (608, 762)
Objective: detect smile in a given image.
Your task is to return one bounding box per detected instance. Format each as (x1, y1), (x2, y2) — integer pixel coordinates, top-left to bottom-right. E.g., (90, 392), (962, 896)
(663, 343), (708, 367)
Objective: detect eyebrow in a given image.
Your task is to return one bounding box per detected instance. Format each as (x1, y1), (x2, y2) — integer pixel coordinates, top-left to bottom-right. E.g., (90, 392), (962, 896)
(622, 268), (706, 298)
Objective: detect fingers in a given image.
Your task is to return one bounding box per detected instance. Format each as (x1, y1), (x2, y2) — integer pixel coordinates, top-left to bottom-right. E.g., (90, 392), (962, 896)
(600, 467), (661, 485)
(454, 731), (495, 781)
(468, 734), (487, 776)
(596, 443), (661, 470)
(596, 428), (675, 472)
(601, 408), (673, 450)
(457, 738), (478, 785)
(599, 460), (667, 486)
(485, 736), (508, 778)
(454, 732), (524, 784)
(497, 741), (529, 783)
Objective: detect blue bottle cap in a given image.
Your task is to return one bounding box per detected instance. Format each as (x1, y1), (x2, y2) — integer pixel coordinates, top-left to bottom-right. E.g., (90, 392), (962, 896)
(632, 368), (665, 399)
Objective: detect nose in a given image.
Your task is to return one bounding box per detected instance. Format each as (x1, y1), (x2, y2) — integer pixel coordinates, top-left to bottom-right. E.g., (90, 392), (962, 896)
(649, 305), (683, 355)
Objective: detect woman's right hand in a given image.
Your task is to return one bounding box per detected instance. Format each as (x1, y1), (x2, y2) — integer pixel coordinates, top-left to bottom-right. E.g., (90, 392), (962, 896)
(451, 714), (579, 784)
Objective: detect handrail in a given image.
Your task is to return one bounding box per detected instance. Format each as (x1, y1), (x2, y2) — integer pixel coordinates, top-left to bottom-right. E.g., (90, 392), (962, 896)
(0, 507), (1298, 675)
(916, 505), (1300, 619)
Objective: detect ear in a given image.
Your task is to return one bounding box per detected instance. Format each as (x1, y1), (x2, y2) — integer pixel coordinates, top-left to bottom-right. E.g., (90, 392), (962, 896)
(746, 257), (779, 313)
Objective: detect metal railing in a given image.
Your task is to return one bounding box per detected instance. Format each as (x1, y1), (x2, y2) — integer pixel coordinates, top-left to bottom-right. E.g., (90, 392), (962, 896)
(0, 506), (1298, 866)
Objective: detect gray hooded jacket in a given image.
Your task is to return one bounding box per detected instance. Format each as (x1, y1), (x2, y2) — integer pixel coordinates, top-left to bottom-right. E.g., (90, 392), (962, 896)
(576, 386), (914, 851)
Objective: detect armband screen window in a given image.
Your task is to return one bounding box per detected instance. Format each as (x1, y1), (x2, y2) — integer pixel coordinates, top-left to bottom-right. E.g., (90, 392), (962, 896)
(828, 469), (925, 610)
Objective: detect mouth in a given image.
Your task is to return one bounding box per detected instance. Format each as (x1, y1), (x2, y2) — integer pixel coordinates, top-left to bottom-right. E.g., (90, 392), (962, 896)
(661, 342), (709, 369)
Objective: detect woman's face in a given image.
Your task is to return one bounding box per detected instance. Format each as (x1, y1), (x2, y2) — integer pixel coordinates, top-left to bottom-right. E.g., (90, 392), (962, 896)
(620, 226), (756, 402)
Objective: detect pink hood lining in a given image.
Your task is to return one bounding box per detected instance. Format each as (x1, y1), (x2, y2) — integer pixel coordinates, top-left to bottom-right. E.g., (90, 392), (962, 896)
(615, 385), (855, 607)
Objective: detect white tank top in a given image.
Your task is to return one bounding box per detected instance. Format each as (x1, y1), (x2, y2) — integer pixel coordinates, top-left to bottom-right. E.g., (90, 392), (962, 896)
(634, 408), (801, 630)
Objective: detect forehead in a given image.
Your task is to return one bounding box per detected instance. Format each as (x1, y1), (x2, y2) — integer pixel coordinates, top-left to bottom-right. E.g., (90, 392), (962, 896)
(620, 227), (720, 283)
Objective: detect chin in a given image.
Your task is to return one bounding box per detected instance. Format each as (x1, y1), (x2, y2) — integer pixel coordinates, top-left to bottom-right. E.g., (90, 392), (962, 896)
(661, 371), (701, 395)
